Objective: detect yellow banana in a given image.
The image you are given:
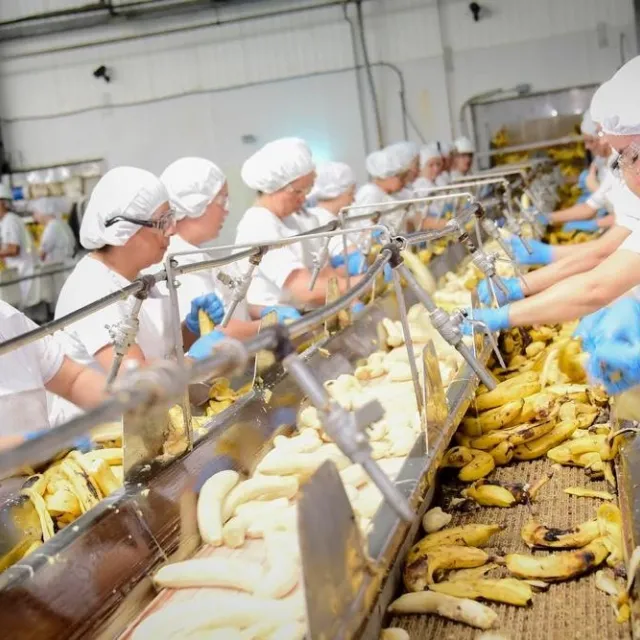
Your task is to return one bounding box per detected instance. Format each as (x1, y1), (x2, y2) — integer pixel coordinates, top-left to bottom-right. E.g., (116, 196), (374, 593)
(461, 399), (524, 436)
(597, 504), (624, 569)
(20, 487), (55, 541)
(587, 386), (608, 406)
(407, 524), (503, 561)
(518, 393), (556, 423)
(87, 458), (121, 496)
(468, 429), (510, 450)
(557, 338), (587, 383)
(462, 480), (529, 508)
(545, 384), (589, 403)
(429, 578), (533, 607)
(564, 487), (614, 500)
(506, 538), (609, 581)
(504, 418), (557, 446)
(198, 309), (216, 336)
(600, 427), (639, 461)
(521, 518), (600, 549)
(404, 545), (489, 591)
(59, 458), (101, 513)
(547, 444), (572, 465)
(440, 446), (474, 468)
(474, 380), (541, 412)
(528, 325), (556, 342)
(458, 450), (495, 482)
(489, 440), (514, 465)
(85, 448), (123, 466)
(453, 433), (474, 448)
(45, 489), (81, 518)
(512, 419), (578, 461)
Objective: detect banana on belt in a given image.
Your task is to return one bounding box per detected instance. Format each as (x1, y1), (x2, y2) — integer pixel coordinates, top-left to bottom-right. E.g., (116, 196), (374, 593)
(473, 372), (541, 412)
(521, 518), (600, 549)
(20, 487), (55, 541)
(429, 578), (533, 607)
(462, 479), (531, 508)
(404, 544), (491, 591)
(506, 538), (610, 581)
(468, 415), (557, 451)
(407, 524), (503, 562)
(440, 446), (495, 481)
(461, 399), (524, 436)
(58, 455), (102, 513)
(597, 504), (624, 569)
(512, 418), (579, 461)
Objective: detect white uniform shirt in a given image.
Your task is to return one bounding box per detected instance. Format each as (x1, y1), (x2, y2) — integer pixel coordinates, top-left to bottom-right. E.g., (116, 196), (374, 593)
(157, 234), (251, 322)
(307, 206), (343, 257)
(235, 207), (306, 307)
(435, 171), (451, 187)
(609, 180), (640, 232)
(1, 212), (36, 303)
(40, 219), (76, 264)
(0, 300), (64, 435)
(586, 170), (615, 211)
(353, 183), (404, 231)
(290, 210), (321, 268)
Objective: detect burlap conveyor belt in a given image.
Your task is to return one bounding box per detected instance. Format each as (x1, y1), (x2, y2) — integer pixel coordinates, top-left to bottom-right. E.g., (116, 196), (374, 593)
(388, 457), (631, 640)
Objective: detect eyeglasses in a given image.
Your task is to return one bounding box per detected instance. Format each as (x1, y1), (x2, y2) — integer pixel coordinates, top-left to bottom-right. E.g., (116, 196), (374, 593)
(611, 143), (640, 176)
(105, 209), (176, 234)
(285, 184), (313, 197)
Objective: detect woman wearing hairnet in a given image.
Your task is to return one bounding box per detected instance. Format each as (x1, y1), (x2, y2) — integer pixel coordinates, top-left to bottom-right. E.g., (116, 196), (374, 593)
(236, 138), (364, 313)
(464, 56), (640, 396)
(450, 136), (475, 180)
(412, 143), (449, 230)
(33, 197), (77, 264)
(51, 167), (226, 423)
(435, 142), (453, 186)
(0, 184), (37, 306)
(158, 157), (300, 349)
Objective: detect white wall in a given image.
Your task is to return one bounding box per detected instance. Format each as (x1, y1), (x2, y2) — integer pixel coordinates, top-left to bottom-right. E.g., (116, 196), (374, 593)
(0, 0), (635, 239)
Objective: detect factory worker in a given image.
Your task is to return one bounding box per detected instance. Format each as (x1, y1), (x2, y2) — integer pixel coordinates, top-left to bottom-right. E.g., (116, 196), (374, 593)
(307, 161), (357, 259)
(236, 138), (364, 313)
(435, 141), (453, 186)
(353, 146), (412, 233)
(158, 157), (300, 335)
(0, 300), (106, 450)
(466, 55), (640, 337)
(450, 136), (475, 180)
(414, 143), (444, 194)
(0, 184), (37, 305)
(33, 197), (76, 264)
(51, 167), (226, 423)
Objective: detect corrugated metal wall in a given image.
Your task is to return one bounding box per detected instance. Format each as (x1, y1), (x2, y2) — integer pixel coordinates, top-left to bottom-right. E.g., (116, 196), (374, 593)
(0, 0), (635, 239)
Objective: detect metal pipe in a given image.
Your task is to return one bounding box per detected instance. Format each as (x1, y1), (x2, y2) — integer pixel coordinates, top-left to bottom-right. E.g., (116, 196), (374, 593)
(105, 297), (144, 388)
(0, 264), (74, 288)
(0, 276), (159, 357)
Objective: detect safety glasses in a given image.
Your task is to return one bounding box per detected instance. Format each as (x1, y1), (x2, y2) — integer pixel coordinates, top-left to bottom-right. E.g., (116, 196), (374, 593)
(213, 193), (231, 211)
(611, 142), (640, 177)
(285, 184), (313, 198)
(105, 208), (176, 234)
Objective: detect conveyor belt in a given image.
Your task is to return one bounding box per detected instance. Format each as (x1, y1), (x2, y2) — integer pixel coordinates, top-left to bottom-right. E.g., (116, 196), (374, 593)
(389, 458), (631, 640)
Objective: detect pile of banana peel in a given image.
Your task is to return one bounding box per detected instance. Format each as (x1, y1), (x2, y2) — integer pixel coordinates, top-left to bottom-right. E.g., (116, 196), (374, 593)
(6, 424), (124, 570)
(388, 321), (636, 631)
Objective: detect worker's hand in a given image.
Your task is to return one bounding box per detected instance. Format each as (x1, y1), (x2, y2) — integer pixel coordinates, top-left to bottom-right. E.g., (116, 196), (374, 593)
(587, 297), (640, 345)
(588, 341), (640, 395)
(185, 293), (225, 335)
(563, 219), (599, 232)
(383, 264), (393, 282)
(187, 330), (225, 360)
(462, 306), (511, 335)
(24, 431), (92, 453)
(477, 277), (523, 306)
(508, 237), (553, 265)
(260, 306), (301, 324)
(352, 301), (365, 314)
(536, 212), (550, 227)
(574, 307), (609, 352)
(347, 251), (367, 276)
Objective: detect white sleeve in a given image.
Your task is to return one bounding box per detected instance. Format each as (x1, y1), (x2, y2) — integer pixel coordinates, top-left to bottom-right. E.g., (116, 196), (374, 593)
(1, 216), (22, 246)
(259, 246), (306, 289)
(585, 174), (613, 209)
(619, 227), (640, 254)
(40, 222), (56, 254)
(19, 313), (65, 383)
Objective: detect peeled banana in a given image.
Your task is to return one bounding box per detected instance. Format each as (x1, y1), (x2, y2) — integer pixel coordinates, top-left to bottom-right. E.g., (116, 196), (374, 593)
(506, 538), (610, 581)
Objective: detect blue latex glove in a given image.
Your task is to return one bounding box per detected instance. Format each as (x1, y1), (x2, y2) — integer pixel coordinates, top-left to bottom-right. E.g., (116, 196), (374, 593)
(588, 298), (640, 344)
(352, 302), (365, 314)
(578, 169), (589, 192)
(563, 219), (599, 232)
(477, 277), (523, 306)
(260, 306), (301, 323)
(187, 330), (225, 360)
(346, 251), (366, 276)
(574, 307), (608, 353)
(330, 254), (346, 268)
(536, 212), (550, 227)
(508, 237), (553, 265)
(185, 293), (225, 335)
(372, 229), (384, 242)
(462, 306), (511, 335)
(588, 341), (640, 395)
(383, 264), (392, 282)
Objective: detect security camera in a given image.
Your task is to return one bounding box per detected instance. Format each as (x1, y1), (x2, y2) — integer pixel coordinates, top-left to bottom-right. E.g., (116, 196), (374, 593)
(469, 2), (482, 21)
(93, 65), (111, 83)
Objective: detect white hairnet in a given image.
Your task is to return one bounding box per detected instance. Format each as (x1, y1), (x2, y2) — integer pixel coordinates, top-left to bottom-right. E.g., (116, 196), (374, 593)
(366, 147), (407, 179)
(80, 166), (168, 250)
(591, 56), (640, 135)
(311, 162), (356, 200)
(438, 141), (453, 156)
(580, 109), (597, 136)
(241, 137), (314, 194)
(420, 143), (441, 167)
(454, 136), (475, 154)
(33, 197), (58, 217)
(161, 157), (226, 221)
(386, 141), (419, 170)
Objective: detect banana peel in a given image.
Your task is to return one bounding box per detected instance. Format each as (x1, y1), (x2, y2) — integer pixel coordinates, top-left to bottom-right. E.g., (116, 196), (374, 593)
(429, 578), (533, 606)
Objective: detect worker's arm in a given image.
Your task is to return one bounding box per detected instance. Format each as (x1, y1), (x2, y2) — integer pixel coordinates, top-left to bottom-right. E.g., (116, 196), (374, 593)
(284, 268), (365, 305)
(94, 343), (147, 374)
(45, 356), (107, 408)
(0, 243), (19, 258)
(548, 202), (596, 224)
(508, 248), (640, 327)
(420, 217), (448, 231)
(520, 226), (630, 296)
(597, 214), (616, 228)
(221, 318), (260, 339)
